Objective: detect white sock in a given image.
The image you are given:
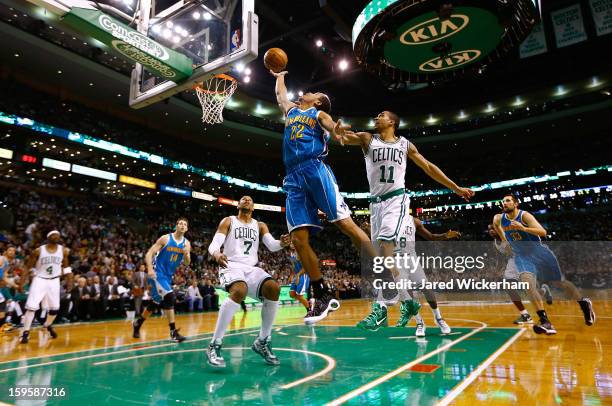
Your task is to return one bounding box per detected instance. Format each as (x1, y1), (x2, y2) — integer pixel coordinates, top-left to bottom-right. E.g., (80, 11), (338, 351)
(376, 301), (387, 308)
(520, 309), (528, 315)
(212, 299), (241, 344)
(259, 299), (279, 340)
(432, 308), (442, 319)
(415, 313), (424, 324)
(23, 311), (35, 332)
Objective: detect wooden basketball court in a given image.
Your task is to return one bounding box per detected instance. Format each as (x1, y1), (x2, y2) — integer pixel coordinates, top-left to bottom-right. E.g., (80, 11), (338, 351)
(1, 297), (609, 405)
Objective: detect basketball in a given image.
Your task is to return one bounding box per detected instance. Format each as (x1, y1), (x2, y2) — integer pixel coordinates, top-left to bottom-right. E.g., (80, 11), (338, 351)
(264, 48), (288, 73)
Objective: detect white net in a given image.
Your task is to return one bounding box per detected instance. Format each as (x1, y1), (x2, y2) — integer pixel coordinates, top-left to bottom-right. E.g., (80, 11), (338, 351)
(194, 74), (238, 124)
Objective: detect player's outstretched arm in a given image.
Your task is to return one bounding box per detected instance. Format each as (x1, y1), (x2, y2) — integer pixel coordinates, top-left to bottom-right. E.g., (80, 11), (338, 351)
(270, 70), (297, 116)
(317, 111), (353, 144)
(408, 142), (474, 201)
(414, 218), (461, 241)
(208, 217), (231, 268)
(511, 211), (547, 237)
(145, 236), (168, 278)
(62, 247), (73, 285)
(183, 240), (192, 267)
(259, 222), (289, 252)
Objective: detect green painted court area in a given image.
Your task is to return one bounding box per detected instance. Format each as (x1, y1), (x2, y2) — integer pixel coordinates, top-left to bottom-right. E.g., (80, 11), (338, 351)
(0, 325), (519, 405)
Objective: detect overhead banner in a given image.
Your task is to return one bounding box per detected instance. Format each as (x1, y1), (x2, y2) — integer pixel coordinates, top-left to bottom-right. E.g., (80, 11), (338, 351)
(589, 0), (612, 36)
(519, 22), (547, 58)
(551, 4), (588, 48)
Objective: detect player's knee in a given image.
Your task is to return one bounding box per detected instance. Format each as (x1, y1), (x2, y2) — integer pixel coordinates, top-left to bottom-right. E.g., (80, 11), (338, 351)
(228, 282), (248, 302)
(290, 231), (309, 250)
(262, 280), (280, 301)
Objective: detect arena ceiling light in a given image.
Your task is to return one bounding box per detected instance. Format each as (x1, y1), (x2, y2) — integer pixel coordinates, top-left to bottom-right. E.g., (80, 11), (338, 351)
(426, 114), (438, 124)
(485, 103), (496, 113)
(587, 77), (603, 88)
(512, 96), (525, 107)
(554, 85), (569, 97)
(457, 110), (468, 120)
(338, 60), (349, 71)
(316, 39), (323, 47)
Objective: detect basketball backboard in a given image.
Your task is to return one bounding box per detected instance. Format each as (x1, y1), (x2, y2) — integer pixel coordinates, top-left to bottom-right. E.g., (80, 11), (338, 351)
(127, 0), (257, 108)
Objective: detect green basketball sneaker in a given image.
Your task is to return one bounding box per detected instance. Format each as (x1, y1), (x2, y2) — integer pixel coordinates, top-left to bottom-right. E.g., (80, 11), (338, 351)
(395, 299), (422, 327)
(356, 302), (388, 331)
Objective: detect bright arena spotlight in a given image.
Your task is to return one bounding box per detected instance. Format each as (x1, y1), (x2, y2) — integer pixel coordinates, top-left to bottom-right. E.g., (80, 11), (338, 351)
(0, 0), (609, 405)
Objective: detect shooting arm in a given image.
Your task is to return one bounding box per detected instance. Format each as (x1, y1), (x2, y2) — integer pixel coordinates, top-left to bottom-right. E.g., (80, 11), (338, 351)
(183, 240), (192, 267)
(273, 72), (297, 115)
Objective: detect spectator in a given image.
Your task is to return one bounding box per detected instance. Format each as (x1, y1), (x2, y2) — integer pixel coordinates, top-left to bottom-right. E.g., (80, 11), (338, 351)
(200, 279), (219, 311)
(71, 277), (93, 321)
(186, 280), (203, 312)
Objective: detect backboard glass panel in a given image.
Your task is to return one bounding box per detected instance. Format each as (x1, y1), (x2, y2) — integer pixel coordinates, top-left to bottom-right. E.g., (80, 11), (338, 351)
(129, 0), (257, 109)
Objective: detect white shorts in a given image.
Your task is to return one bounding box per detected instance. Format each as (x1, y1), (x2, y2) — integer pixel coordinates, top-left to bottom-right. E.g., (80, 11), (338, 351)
(396, 252), (428, 285)
(219, 263), (273, 300)
(503, 257), (520, 280)
(25, 276), (60, 311)
(370, 193), (410, 241)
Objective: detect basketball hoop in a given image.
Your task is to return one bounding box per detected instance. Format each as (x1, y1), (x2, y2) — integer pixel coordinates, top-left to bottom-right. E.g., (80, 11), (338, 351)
(194, 74), (238, 125)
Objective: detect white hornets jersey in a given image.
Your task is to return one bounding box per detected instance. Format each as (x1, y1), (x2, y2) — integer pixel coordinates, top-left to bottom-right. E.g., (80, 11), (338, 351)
(35, 244), (64, 278)
(223, 216), (260, 266)
(364, 134), (409, 197)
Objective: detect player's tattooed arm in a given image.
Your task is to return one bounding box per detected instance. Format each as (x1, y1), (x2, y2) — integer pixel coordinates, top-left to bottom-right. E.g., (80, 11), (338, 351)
(183, 240), (192, 267)
(270, 70), (297, 116)
(24, 248), (40, 270)
(408, 142), (474, 201)
(511, 211), (547, 237)
(145, 235), (169, 278)
(414, 218), (461, 241)
(209, 217), (231, 267)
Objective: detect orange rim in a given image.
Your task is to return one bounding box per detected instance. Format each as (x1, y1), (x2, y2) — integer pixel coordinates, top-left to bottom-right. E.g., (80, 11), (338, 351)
(193, 73), (237, 94)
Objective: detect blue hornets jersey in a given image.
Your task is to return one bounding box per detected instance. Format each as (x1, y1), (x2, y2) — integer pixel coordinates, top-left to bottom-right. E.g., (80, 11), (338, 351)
(0, 256), (6, 279)
(289, 252), (303, 274)
(501, 211), (542, 253)
(154, 233), (186, 280)
(283, 107), (329, 171)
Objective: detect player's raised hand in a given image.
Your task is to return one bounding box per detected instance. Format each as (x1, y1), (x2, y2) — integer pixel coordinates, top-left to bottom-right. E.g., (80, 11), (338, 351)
(280, 234), (291, 247)
(445, 230), (462, 240)
(214, 252), (229, 268)
(454, 187), (475, 201)
(269, 70), (288, 78)
(332, 120), (352, 144)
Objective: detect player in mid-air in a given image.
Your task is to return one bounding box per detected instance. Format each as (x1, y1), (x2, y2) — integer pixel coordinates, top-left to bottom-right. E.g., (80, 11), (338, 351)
(339, 111), (474, 330)
(288, 245), (310, 312)
(206, 196), (290, 368)
(493, 194), (595, 334)
(20, 230), (72, 344)
(132, 218), (191, 342)
(271, 69), (378, 324)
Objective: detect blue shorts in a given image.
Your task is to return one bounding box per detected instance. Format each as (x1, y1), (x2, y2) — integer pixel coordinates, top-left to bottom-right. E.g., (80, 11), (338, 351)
(284, 159), (351, 232)
(147, 276), (172, 304)
(290, 273), (310, 296)
(514, 245), (563, 281)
